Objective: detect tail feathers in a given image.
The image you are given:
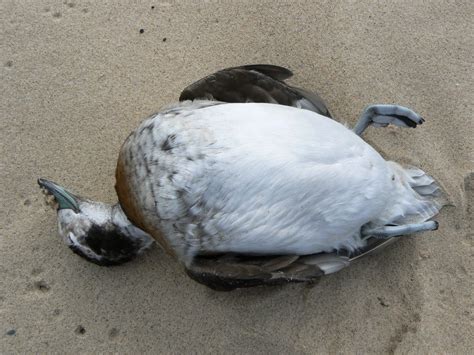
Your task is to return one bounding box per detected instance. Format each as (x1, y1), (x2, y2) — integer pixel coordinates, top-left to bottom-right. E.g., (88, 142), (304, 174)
(405, 167), (442, 197)
(385, 162), (445, 226)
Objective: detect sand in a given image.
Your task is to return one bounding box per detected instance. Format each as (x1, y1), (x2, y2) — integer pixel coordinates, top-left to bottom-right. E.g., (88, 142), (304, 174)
(1, 0), (473, 353)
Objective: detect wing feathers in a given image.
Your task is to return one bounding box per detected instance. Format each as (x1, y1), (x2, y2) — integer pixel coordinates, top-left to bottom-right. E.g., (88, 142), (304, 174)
(237, 64), (293, 81)
(186, 236), (400, 290)
(179, 64), (332, 117)
(187, 253), (326, 291)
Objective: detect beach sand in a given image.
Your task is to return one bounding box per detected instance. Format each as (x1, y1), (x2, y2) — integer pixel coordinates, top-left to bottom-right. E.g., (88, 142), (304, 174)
(1, 1), (473, 353)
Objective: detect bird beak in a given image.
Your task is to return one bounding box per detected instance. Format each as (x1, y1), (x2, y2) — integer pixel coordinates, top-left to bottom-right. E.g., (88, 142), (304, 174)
(37, 178), (80, 213)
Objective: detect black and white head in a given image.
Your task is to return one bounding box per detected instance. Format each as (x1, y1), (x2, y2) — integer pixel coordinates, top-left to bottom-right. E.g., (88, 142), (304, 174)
(38, 178), (154, 266)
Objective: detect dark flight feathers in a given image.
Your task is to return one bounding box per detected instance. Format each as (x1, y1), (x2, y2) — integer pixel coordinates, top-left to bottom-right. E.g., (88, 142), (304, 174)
(179, 64), (332, 118)
(186, 238), (396, 291)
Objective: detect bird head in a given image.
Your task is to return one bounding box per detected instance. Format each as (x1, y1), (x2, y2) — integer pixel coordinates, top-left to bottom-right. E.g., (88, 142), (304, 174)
(37, 178), (154, 266)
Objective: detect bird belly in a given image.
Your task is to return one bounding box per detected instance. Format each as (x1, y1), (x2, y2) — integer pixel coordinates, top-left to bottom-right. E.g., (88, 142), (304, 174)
(117, 102), (393, 262)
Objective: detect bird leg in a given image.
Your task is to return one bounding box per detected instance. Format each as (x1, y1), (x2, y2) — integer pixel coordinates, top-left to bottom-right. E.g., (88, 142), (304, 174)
(361, 221), (438, 239)
(353, 104), (424, 136)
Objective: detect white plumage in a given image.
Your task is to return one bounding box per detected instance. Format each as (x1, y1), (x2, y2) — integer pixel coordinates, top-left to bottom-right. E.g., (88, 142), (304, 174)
(120, 101), (440, 264)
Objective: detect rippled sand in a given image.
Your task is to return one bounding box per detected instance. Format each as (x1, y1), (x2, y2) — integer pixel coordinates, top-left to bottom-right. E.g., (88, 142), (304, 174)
(1, 1), (473, 353)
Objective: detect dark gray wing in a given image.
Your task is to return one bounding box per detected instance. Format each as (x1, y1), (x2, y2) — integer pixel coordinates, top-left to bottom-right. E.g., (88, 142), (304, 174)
(290, 86), (332, 118)
(179, 64), (332, 118)
(186, 237), (396, 291)
(237, 64), (293, 80)
(186, 254), (327, 291)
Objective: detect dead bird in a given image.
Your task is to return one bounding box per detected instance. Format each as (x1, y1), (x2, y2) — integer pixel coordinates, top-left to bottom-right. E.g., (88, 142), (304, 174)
(38, 65), (443, 291)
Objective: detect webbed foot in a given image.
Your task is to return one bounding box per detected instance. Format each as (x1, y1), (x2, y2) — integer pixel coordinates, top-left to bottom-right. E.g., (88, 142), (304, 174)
(354, 104), (424, 136)
(361, 221), (438, 239)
